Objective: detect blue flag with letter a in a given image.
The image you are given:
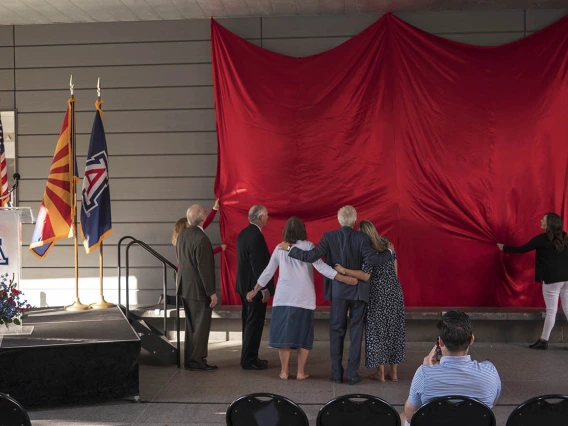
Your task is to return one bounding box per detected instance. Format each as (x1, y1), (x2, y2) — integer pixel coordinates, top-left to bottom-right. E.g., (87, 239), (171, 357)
(80, 100), (112, 253)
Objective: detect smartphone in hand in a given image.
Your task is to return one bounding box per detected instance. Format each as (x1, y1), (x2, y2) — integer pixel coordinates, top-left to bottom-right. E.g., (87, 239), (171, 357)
(435, 339), (443, 362)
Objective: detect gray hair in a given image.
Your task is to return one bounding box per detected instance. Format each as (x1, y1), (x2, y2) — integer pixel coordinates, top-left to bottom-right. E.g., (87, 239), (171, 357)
(248, 205), (267, 223)
(337, 205), (357, 227)
(187, 204), (205, 226)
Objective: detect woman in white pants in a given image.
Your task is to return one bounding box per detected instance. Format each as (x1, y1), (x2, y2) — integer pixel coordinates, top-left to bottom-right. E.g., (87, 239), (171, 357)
(498, 213), (568, 349)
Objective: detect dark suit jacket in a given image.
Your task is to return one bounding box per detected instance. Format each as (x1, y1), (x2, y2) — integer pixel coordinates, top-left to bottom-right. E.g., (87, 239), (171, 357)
(289, 226), (392, 303)
(176, 226), (216, 301)
(235, 224), (275, 296)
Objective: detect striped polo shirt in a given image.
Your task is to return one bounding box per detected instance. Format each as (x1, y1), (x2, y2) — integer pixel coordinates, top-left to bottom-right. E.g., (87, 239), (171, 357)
(408, 355), (501, 409)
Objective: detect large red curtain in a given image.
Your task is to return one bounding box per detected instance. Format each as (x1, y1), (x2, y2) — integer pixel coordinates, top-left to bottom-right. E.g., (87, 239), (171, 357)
(211, 14), (568, 307)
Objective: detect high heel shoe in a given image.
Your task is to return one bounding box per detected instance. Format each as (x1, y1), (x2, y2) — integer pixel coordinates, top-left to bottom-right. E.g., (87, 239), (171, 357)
(528, 339), (548, 350)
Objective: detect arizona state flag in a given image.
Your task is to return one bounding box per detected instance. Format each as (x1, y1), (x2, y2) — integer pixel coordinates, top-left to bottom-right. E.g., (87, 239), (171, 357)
(80, 100), (112, 253)
(30, 97), (79, 258)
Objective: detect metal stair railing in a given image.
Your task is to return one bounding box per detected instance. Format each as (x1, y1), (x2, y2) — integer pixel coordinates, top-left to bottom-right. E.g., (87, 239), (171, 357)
(117, 235), (181, 368)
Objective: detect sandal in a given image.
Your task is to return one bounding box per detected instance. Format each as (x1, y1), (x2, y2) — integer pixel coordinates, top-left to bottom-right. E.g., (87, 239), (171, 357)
(279, 373), (289, 380)
(296, 374), (310, 381)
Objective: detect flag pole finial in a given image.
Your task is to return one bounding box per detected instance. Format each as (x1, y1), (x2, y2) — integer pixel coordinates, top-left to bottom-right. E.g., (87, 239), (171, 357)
(69, 75), (74, 96)
(97, 77), (101, 100)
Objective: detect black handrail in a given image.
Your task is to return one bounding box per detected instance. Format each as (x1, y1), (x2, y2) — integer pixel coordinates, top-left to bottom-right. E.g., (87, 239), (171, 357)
(117, 235), (181, 367)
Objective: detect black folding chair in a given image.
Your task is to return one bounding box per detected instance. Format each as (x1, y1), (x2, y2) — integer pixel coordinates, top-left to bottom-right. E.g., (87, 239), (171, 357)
(0, 392), (32, 426)
(506, 394), (568, 425)
(410, 395), (496, 426)
(226, 393), (309, 426)
(317, 393), (400, 426)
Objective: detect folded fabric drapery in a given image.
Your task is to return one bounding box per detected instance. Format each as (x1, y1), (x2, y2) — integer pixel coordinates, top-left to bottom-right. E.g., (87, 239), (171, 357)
(211, 14), (568, 307)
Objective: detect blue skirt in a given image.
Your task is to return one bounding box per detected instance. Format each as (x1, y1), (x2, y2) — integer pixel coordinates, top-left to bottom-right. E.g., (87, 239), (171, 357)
(269, 306), (314, 350)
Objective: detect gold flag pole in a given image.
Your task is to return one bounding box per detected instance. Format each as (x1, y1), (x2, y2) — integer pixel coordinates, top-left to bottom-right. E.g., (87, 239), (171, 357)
(91, 78), (114, 309)
(66, 75), (89, 311)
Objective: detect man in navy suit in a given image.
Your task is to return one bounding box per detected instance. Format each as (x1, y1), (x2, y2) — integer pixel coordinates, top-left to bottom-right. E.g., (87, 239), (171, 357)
(279, 206), (393, 384)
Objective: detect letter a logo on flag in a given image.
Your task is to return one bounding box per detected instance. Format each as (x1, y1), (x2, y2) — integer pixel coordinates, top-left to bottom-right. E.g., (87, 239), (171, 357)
(80, 100), (112, 253)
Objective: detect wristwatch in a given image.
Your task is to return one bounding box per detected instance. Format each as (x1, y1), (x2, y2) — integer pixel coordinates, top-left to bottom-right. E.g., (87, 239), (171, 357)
(287, 244), (292, 251)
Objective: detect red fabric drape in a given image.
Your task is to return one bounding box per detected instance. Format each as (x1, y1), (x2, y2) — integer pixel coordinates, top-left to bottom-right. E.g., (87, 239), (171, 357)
(211, 14), (568, 307)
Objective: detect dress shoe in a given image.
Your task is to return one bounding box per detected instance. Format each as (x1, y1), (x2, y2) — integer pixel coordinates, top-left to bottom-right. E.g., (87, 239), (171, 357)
(257, 358), (268, 365)
(242, 360), (267, 370)
(529, 339), (548, 350)
(347, 375), (362, 385)
(185, 363), (218, 371)
(330, 376), (342, 384)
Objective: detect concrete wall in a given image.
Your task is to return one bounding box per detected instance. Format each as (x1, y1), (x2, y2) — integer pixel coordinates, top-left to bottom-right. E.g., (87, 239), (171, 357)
(0, 8), (565, 307)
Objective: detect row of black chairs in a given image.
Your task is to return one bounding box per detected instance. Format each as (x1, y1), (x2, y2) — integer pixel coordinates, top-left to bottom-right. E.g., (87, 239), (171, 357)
(2, 390), (566, 426)
(226, 393), (568, 426)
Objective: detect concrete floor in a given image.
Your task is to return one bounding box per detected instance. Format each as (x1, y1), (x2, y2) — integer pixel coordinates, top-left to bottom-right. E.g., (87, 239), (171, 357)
(28, 341), (568, 426)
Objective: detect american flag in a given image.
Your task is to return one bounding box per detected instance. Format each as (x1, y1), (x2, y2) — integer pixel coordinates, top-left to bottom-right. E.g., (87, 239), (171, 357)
(0, 116), (9, 207)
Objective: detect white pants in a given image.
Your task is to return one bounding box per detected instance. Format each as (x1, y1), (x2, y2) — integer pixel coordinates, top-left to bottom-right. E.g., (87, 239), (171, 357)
(541, 281), (568, 340)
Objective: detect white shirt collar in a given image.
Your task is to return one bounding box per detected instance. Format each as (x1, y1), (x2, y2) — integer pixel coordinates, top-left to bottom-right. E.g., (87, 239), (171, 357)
(250, 222), (262, 232)
(197, 225), (204, 232)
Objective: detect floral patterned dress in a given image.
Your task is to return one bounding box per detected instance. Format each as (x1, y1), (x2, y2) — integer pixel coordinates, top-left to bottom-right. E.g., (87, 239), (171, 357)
(363, 252), (406, 367)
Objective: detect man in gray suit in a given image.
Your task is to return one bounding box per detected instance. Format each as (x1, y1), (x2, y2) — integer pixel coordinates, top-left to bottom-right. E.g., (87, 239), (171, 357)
(279, 206), (393, 384)
(176, 204), (218, 371)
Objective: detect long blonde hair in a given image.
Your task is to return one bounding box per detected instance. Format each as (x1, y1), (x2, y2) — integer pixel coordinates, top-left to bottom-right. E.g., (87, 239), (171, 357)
(358, 220), (389, 252)
(172, 217), (188, 246)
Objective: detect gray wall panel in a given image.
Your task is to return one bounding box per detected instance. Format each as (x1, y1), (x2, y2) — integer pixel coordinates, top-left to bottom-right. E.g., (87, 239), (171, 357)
(18, 109), (216, 134)
(19, 154), (217, 178)
(0, 70), (14, 90)
(19, 177), (216, 202)
(525, 9), (568, 31)
(18, 132), (218, 157)
(0, 25), (13, 46)
(0, 47), (14, 69)
(24, 200), (214, 223)
(395, 10), (526, 33)
(16, 41), (212, 68)
(0, 91), (14, 109)
(16, 87), (214, 112)
(440, 32), (525, 46)
(23, 244), (221, 269)
(15, 18), (261, 45)
(262, 15), (381, 38)
(22, 222), (221, 246)
(262, 37), (350, 57)
(16, 64), (213, 90)
(15, 39), (262, 68)
(0, 25), (14, 46)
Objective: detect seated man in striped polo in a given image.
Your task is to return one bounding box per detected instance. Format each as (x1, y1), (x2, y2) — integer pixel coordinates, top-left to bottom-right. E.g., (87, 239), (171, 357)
(400, 310), (501, 426)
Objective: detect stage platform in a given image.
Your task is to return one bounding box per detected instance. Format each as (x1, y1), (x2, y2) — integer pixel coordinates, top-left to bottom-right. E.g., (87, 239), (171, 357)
(134, 305), (568, 343)
(0, 307), (140, 408)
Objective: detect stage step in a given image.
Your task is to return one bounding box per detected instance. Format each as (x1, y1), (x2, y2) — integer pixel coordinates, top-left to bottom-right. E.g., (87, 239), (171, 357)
(133, 305), (568, 344)
(125, 309), (178, 365)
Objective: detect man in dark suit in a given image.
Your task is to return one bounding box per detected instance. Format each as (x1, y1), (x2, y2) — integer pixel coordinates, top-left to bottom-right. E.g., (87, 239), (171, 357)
(279, 206), (393, 384)
(236, 204), (275, 370)
(176, 204), (218, 371)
